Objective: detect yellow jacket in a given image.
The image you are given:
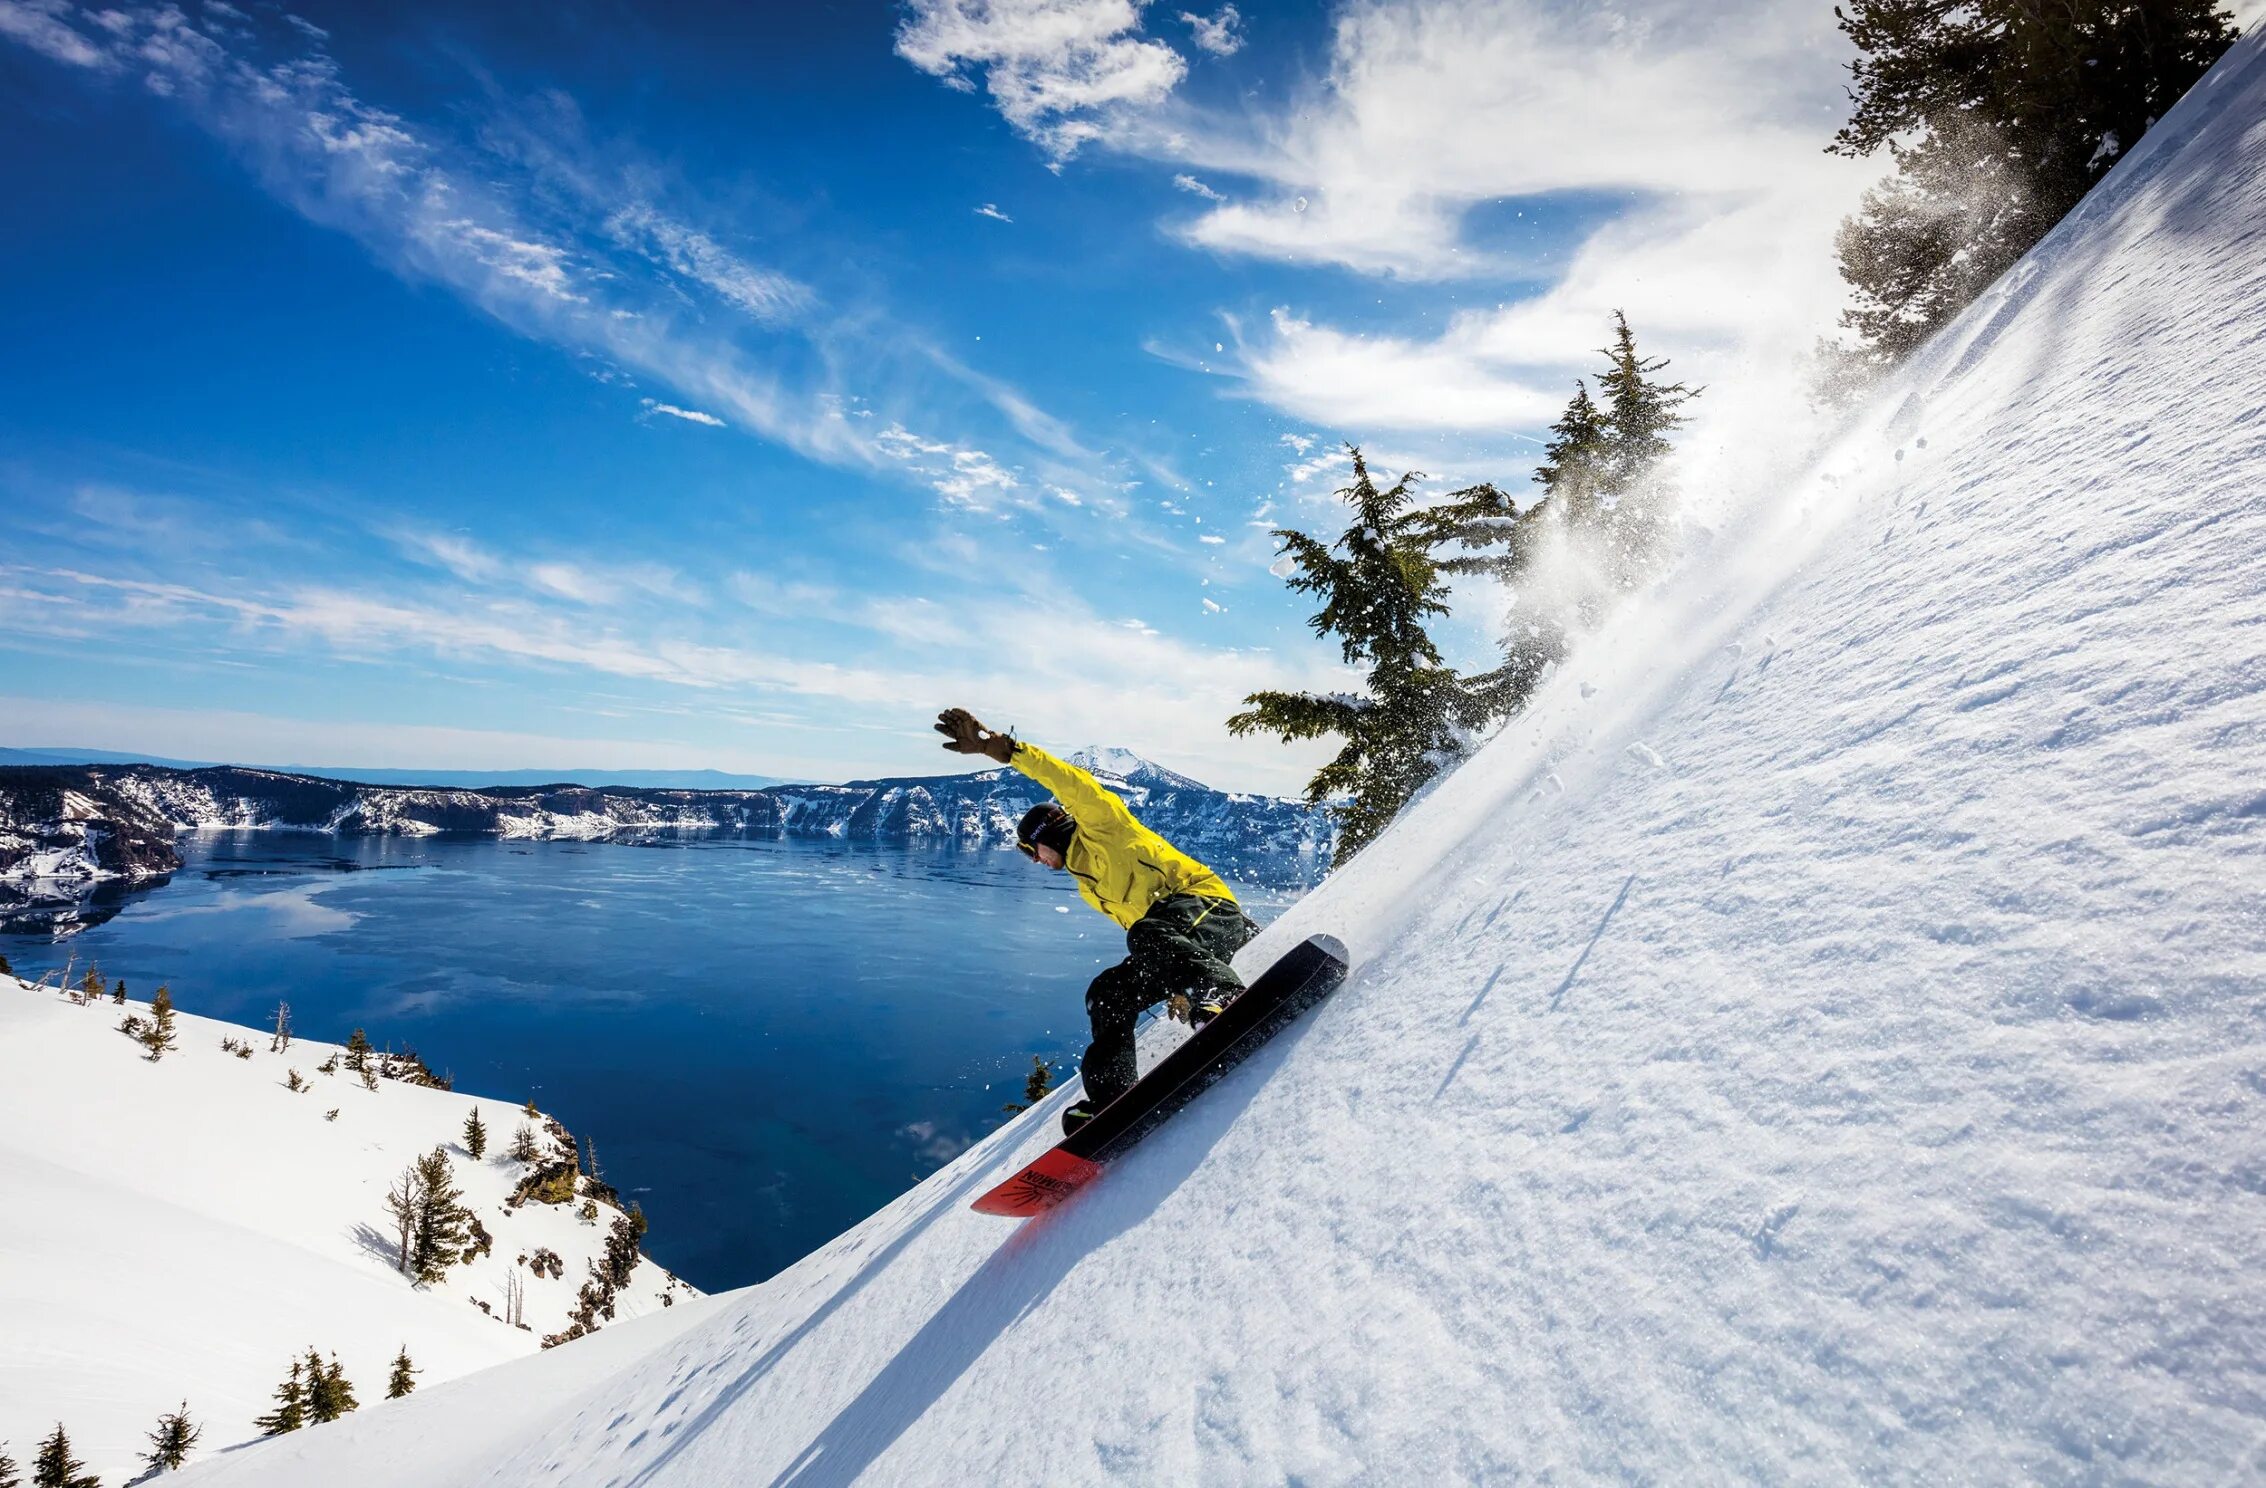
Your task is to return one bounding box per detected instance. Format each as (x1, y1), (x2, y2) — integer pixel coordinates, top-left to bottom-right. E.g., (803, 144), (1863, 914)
(1010, 744), (1237, 929)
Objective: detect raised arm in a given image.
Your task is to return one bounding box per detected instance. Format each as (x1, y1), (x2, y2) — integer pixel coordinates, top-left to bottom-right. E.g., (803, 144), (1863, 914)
(934, 708), (1133, 828)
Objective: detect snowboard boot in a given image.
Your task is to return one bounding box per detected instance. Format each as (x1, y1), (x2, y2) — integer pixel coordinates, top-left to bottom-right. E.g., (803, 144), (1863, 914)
(1061, 1101), (1098, 1137)
(1188, 989), (1237, 1030)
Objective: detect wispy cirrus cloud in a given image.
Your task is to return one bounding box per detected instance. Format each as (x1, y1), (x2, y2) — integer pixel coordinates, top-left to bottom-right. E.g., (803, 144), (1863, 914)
(0, 0), (1131, 525)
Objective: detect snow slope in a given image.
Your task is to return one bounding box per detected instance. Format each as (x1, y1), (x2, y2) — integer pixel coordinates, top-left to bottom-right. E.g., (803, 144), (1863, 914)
(175, 33), (2266, 1487)
(0, 979), (703, 1484)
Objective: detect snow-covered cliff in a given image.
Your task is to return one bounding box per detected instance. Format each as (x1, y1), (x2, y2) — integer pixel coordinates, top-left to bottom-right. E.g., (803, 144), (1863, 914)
(163, 29), (2266, 1486)
(0, 974), (703, 1485)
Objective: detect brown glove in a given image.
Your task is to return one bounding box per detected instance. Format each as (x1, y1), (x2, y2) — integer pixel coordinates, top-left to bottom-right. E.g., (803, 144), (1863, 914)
(1166, 993), (1195, 1024)
(934, 708), (1016, 764)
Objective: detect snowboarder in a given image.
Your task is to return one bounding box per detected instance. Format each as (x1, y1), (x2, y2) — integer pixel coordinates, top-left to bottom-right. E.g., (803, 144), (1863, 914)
(935, 708), (1258, 1133)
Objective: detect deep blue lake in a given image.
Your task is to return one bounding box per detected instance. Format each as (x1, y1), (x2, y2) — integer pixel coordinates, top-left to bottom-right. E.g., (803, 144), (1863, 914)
(1, 832), (1294, 1289)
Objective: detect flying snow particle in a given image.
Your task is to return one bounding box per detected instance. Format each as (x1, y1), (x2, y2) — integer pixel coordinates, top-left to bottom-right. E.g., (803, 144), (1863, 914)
(1293, 196), (1309, 214)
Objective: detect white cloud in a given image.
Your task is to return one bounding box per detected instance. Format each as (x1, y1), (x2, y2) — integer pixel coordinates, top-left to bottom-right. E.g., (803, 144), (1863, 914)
(1179, 5), (1241, 57)
(641, 398), (727, 427)
(0, 2), (1111, 510)
(603, 203), (809, 324)
(0, 0), (108, 65)
(1171, 171), (1224, 201)
(894, 0), (1189, 160)
(875, 423), (1023, 509)
(974, 201), (1014, 222)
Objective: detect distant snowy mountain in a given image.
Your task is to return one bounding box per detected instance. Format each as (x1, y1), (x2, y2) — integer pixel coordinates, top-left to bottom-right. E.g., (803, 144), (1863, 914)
(0, 974), (700, 1486)
(158, 33), (2266, 1485)
(0, 755), (1334, 934)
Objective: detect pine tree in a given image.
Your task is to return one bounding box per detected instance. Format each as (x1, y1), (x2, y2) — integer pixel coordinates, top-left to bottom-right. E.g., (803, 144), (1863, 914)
(0, 1442), (17, 1488)
(141, 1402), (200, 1474)
(305, 1350), (357, 1423)
(344, 1028), (373, 1073)
(463, 1107), (487, 1160)
(1230, 447), (1506, 864)
(409, 1148), (472, 1284)
(1431, 315), (1698, 728)
(0, 950), (14, 977)
(522, 1096), (539, 1117)
(80, 965), (103, 1005)
(110, 979), (124, 1006)
(253, 1358), (306, 1435)
(269, 1000), (291, 1052)
(509, 1122), (541, 1163)
(31, 1424), (95, 1488)
(1002, 1056), (1053, 1115)
(1825, 0), (2237, 371)
(386, 1347), (418, 1399)
(140, 985), (178, 1061)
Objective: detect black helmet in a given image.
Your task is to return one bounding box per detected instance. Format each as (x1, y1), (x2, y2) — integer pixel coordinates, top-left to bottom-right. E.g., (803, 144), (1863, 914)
(1016, 801), (1075, 858)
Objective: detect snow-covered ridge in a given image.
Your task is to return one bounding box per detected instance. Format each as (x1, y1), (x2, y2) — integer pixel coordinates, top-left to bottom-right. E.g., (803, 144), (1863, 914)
(0, 753), (1332, 903)
(0, 972), (707, 1485)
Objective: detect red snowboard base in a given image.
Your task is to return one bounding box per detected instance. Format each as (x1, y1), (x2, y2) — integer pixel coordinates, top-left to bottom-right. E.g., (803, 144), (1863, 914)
(969, 1147), (1104, 1217)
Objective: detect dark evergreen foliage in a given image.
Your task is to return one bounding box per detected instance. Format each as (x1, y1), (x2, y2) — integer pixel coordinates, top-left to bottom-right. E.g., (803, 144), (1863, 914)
(139, 986), (178, 1061)
(386, 1347), (418, 1399)
(409, 1148), (473, 1284)
(141, 1402), (200, 1474)
(1825, 0), (2237, 372)
(1002, 1055), (1054, 1114)
(305, 1350), (357, 1423)
(344, 1027), (373, 1073)
(253, 1358), (305, 1436)
(0, 1441), (18, 1488)
(1230, 447), (1509, 864)
(463, 1106), (488, 1160)
(31, 1424), (96, 1488)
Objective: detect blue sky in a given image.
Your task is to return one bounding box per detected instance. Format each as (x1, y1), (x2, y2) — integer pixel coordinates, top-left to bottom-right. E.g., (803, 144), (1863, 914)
(0, 0), (1874, 791)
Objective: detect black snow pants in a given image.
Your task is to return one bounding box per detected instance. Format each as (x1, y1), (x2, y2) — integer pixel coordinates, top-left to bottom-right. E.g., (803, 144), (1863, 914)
(1080, 893), (1257, 1110)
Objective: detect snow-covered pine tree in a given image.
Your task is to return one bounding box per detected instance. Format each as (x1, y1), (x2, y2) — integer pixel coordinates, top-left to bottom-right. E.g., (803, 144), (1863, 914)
(30, 1424), (95, 1488)
(253, 1357), (305, 1435)
(1230, 447), (1507, 864)
(386, 1347), (417, 1399)
(141, 1402), (200, 1474)
(409, 1148), (472, 1284)
(463, 1107), (487, 1160)
(140, 986), (178, 1061)
(1824, 0), (2238, 374)
(305, 1350), (357, 1423)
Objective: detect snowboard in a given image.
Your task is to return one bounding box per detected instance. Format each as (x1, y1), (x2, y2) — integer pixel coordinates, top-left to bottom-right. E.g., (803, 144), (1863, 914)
(971, 933), (1350, 1218)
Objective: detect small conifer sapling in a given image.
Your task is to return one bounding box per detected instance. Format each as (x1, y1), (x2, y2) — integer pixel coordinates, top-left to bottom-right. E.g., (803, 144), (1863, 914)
(463, 1106), (488, 1160)
(253, 1358), (306, 1435)
(141, 985), (179, 1060)
(31, 1423), (96, 1488)
(386, 1346), (418, 1399)
(142, 1401), (201, 1474)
